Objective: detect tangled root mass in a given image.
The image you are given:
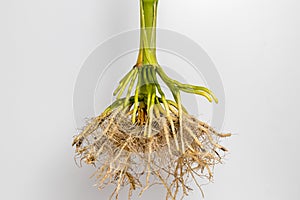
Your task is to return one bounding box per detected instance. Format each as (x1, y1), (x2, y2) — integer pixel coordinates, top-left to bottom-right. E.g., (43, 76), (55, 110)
(73, 105), (230, 200)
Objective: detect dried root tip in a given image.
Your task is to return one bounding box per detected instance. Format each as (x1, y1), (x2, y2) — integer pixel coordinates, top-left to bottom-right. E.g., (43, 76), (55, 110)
(85, 153), (96, 165)
(72, 135), (83, 148)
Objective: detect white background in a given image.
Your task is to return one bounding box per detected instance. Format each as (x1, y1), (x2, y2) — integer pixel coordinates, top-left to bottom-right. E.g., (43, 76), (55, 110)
(1, 0), (300, 200)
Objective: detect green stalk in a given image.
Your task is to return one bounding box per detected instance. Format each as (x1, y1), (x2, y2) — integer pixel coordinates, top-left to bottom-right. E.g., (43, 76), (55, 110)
(110, 0), (217, 125)
(136, 0), (159, 66)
